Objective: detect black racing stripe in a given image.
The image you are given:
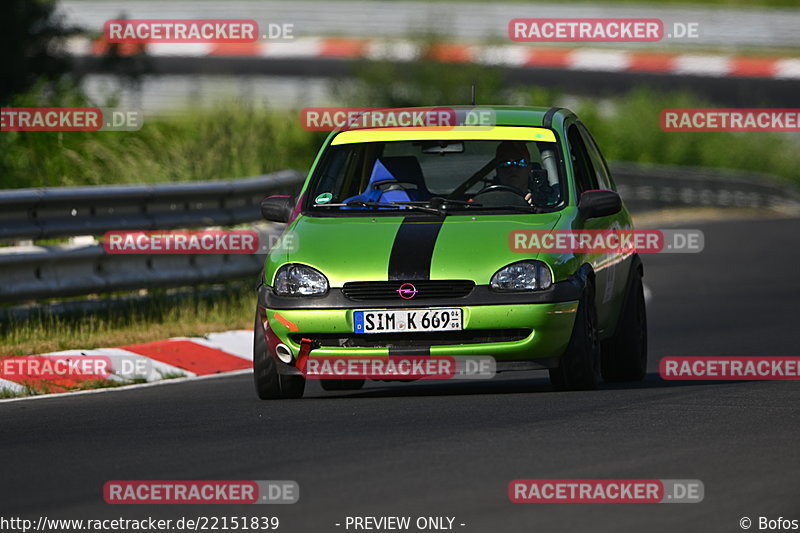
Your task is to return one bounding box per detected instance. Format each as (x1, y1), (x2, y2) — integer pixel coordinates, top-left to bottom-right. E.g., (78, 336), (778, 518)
(388, 346), (431, 356)
(387, 215), (444, 280)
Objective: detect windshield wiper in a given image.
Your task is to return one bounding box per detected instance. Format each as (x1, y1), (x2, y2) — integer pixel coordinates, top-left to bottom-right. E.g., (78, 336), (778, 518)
(314, 201), (444, 216)
(415, 197), (543, 213)
(427, 197), (483, 210)
(476, 205), (543, 214)
(399, 198), (483, 211)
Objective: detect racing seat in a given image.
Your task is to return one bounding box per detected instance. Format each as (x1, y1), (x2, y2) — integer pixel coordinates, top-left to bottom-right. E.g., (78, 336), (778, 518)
(344, 156), (432, 205)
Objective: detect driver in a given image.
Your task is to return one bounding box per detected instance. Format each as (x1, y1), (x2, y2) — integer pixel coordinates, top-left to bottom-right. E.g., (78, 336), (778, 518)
(494, 141), (556, 206)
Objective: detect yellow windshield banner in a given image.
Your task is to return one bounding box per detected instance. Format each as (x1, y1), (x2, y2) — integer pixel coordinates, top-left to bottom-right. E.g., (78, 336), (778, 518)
(331, 126), (557, 145)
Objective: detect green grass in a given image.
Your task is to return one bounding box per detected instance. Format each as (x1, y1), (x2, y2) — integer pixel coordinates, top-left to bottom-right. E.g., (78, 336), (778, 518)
(407, 0), (797, 6)
(406, 0), (794, 5)
(3, 61), (799, 189)
(342, 59), (800, 184)
(0, 386), (28, 399)
(575, 90), (800, 183)
(156, 371), (188, 380)
(0, 103), (327, 188)
(0, 287), (242, 395)
(0, 285), (254, 356)
(63, 0), (800, 8)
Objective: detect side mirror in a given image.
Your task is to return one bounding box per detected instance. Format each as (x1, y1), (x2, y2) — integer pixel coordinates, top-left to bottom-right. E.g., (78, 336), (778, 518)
(260, 195), (295, 223)
(578, 190), (621, 220)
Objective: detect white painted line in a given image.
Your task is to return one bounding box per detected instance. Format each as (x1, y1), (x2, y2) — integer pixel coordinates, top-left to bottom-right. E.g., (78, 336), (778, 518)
(42, 347), (195, 381)
(172, 330), (254, 361)
(0, 369), (251, 404)
(568, 50), (631, 72)
(365, 40), (419, 62)
(260, 37), (322, 57)
(0, 378), (25, 394)
(474, 45), (529, 67)
(148, 42), (213, 57)
(364, 41), (420, 61)
(1, 329), (256, 402)
(774, 58), (800, 79)
(673, 55), (732, 76)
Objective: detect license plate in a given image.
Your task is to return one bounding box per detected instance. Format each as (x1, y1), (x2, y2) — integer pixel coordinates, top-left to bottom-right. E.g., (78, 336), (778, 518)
(354, 308), (462, 334)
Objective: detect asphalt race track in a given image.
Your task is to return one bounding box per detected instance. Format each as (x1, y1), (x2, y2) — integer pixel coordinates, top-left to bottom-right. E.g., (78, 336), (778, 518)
(2, 217), (798, 533)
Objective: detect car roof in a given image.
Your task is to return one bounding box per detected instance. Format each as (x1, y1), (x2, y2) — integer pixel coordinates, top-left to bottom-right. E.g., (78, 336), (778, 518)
(327, 106), (575, 134)
(458, 106), (573, 128)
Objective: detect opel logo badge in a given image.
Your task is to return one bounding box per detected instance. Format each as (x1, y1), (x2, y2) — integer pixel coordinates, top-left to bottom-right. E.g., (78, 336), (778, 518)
(397, 283), (418, 299)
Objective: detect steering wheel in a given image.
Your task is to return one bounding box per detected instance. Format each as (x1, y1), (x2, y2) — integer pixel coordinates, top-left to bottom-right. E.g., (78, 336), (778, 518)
(473, 184), (526, 197)
(372, 179), (419, 192)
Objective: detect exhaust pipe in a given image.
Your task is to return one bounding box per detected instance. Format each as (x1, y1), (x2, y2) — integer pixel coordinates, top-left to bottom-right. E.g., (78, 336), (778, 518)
(275, 344), (293, 364)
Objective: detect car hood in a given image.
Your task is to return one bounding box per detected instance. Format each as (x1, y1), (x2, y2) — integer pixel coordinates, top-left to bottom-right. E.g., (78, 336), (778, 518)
(267, 212), (562, 287)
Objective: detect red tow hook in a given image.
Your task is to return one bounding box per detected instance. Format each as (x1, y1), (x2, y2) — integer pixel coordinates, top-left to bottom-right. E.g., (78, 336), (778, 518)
(295, 338), (319, 374)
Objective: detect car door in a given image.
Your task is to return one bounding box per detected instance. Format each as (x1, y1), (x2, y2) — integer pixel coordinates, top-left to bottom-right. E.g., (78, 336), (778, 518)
(566, 123), (615, 333)
(578, 123), (634, 331)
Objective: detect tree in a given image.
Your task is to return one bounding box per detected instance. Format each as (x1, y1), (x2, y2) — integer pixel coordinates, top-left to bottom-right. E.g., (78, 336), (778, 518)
(1, 0), (79, 105)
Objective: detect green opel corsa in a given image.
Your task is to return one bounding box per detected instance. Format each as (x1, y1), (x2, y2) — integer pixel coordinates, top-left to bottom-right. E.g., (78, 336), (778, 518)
(254, 106), (647, 399)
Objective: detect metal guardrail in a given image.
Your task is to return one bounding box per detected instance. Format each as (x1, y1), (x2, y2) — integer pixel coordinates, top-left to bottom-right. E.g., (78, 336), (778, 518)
(0, 244), (268, 302)
(611, 162), (800, 212)
(1, 164), (799, 303)
(0, 170), (304, 242)
(0, 170), (306, 302)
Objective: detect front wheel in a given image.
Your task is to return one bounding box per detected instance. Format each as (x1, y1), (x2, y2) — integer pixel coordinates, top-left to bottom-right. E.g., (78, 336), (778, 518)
(253, 311), (305, 399)
(549, 282), (600, 391)
(601, 267), (648, 382)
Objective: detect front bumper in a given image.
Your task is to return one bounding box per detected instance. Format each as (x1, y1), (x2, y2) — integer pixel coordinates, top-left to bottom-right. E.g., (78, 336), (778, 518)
(257, 280), (581, 368)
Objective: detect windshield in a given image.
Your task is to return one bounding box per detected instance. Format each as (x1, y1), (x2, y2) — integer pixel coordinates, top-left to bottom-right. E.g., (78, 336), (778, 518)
(306, 137), (565, 214)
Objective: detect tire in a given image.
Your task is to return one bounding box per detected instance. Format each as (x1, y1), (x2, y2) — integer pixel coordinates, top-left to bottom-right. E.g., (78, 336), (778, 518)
(549, 281), (601, 391)
(601, 267), (648, 382)
(320, 378), (366, 391)
(253, 311), (305, 399)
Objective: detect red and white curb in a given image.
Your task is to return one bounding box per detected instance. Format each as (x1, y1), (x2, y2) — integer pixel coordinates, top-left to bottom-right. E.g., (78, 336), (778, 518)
(0, 330), (253, 400)
(66, 36), (800, 80)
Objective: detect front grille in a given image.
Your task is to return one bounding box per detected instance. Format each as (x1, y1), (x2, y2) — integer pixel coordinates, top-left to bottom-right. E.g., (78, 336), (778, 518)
(342, 280), (475, 300)
(290, 329), (531, 348)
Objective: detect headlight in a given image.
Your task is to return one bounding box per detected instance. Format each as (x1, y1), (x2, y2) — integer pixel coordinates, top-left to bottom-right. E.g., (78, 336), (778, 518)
(274, 264), (329, 296)
(490, 261), (552, 291)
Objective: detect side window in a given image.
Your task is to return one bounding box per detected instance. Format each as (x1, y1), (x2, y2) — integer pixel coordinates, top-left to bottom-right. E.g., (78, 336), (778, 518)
(578, 123), (615, 190)
(317, 148), (351, 198)
(567, 124), (598, 195)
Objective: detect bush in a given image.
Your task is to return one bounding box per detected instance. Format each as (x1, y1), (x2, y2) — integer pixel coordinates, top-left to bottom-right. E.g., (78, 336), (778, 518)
(1, 104), (327, 188)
